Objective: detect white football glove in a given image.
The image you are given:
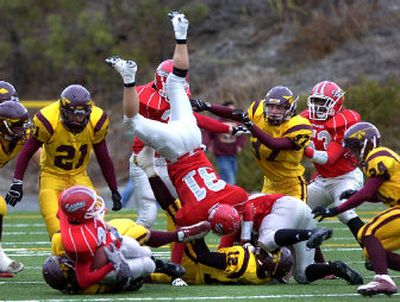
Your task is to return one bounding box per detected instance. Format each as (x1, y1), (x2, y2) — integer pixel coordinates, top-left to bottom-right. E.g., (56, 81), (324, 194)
(136, 146), (156, 177)
(168, 11), (189, 40)
(105, 56), (137, 85)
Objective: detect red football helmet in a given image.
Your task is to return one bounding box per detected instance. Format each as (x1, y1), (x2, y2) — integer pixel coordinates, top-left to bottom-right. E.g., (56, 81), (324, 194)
(0, 100), (31, 141)
(307, 81), (345, 120)
(59, 185), (105, 224)
(154, 59), (190, 98)
(0, 81), (19, 103)
(208, 203), (241, 236)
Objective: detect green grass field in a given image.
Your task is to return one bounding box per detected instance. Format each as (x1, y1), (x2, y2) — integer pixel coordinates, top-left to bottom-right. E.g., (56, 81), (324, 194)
(0, 203), (398, 301)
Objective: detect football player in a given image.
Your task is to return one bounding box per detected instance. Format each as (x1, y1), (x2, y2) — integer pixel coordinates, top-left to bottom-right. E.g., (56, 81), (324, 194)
(48, 185), (209, 293)
(5, 84), (122, 239)
(191, 85), (312, 201)
(0, 95), (31, 277)
(218, 192), (363, 285)
(313, 122), (400, 296)
(122, 59), (249, 228)
(301, 81), (364, 241)
(106, 11), (254, 265)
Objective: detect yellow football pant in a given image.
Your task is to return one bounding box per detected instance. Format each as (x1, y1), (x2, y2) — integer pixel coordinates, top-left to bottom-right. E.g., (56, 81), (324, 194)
(39, 171), (94, 239)
(262, 175), (307, 202)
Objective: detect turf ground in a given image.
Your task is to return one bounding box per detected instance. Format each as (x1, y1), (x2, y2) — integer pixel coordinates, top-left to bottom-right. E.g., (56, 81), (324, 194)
(0, 203), (398, 301)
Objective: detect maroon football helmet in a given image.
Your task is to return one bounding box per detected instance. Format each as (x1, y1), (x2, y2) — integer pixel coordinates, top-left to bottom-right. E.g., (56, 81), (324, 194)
(154, 59), (190, 98)
(208, 203), (241, 236)
(264, 86), (298, 125)
(0, 101), (31, 141)
(59, 185), (105, 224)
(60, 84), (93, 133)
(257, 246), (293, 279)
(343, 122), (381, 165)
(0, 81), (19, 103)
(307, 81), (345, 120)
(42, 255), (76, 292)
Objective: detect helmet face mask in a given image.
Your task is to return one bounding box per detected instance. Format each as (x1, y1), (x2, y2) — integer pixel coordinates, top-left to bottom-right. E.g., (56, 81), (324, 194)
(0, 101), (31, 141)
(264, 86), (298, 125)
(60, 84), (93, 133)
(59, 185), (105, 224)
(343, 122), (381, 165)
(307, 81), (344, 121)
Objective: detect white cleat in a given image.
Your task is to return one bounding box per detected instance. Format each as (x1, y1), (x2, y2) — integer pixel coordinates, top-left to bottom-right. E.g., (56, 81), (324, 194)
(171, 277), (188, 286)
(357, 274), (397, 296)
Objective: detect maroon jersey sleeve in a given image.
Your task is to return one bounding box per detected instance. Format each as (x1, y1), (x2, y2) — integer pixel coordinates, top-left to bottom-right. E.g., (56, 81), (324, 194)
(194, 112), (230, 133)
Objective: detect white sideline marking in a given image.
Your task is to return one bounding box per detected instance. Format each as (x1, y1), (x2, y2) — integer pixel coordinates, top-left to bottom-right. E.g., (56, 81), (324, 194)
(4, 223), (45, 227)
(1, 293), (399, 301)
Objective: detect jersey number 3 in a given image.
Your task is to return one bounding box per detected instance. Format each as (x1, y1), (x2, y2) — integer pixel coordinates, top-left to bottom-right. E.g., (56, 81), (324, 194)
(183, 167), (226, 201)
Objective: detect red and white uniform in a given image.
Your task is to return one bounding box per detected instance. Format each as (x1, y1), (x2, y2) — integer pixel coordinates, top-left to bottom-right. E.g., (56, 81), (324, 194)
(169, 151), (249, 226)
(59, 210), (154, 289)
(301, 108), (364, 224)
(125, 74), (251, 228)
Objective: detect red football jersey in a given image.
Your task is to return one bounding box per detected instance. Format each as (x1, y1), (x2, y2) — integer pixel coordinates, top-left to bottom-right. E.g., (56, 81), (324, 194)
(301, 109), (360, 177)
(169, 150), (248, 226)
(249, 193), (283, 231)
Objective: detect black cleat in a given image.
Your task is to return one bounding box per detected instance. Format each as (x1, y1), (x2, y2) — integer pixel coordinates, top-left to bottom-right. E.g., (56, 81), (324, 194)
(306, 227), (333, 249)
(365, 261), (374, 271)
(154, 258), (185, 279)
(329, 261), (363, 285)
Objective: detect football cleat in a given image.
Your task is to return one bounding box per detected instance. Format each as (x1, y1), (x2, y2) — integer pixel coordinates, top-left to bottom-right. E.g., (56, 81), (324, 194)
(105, 56), (137, 85)
(357, 275), (397, 296)
(154, 258), (185, 279)
(171, 277), (188, 286)
(306, 227), (333, 249)
(7, 260), (24, 274)
(329, 261), (363, 285)
(177, 221), (211, 242)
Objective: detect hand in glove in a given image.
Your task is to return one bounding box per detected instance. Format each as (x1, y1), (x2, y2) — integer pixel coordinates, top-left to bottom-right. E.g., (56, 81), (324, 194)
(105, 56), (137, 86)
(104, 243), (133, 279)
(231, 125), (251, 136)
(232, 109), (254, 129)
(190, 99), (211, 112)
(111, 190), (122, 211)
(5, 178), (23, 207)
(312, 206), (339, 222)
(168, 11), (189, 41)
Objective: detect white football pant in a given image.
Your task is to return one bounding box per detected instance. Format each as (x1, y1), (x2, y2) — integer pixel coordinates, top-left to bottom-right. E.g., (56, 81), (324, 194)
(125, 73), (202, 163)
(307, 168), (364, 224)
(257, 196), (316, 284)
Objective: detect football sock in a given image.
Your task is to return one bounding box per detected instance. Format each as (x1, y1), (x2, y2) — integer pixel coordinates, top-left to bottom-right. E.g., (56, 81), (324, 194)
(386, 251), (400, 271)
(274, 229), (312, 246)
(146, 230), (179, 248)
(171, 241), (185, 264)
(305, 263), (331, 282)
(362, 235), (388, 274)
(314, 247), (326, 263)
(346, 217), (364, 241)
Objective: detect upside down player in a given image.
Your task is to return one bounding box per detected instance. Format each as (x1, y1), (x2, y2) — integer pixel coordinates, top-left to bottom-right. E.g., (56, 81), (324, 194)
(191, 85), (312, 201)
(106, 11), (254, 265)
(301, 81), (364, 241)
(313, 122), (400, 296)
(5, 84), (122, 239)
(0, 93), (32, 276)
(123, 59), (248, 227)
(45, 185), (210, 293)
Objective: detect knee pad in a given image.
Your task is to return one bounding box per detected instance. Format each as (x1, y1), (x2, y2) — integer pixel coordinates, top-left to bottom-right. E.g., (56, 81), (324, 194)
(143, 256), (156, 274)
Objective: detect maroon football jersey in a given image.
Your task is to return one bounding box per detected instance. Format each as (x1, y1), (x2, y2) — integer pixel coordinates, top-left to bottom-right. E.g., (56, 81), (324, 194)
(301, 109), (361, 177)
